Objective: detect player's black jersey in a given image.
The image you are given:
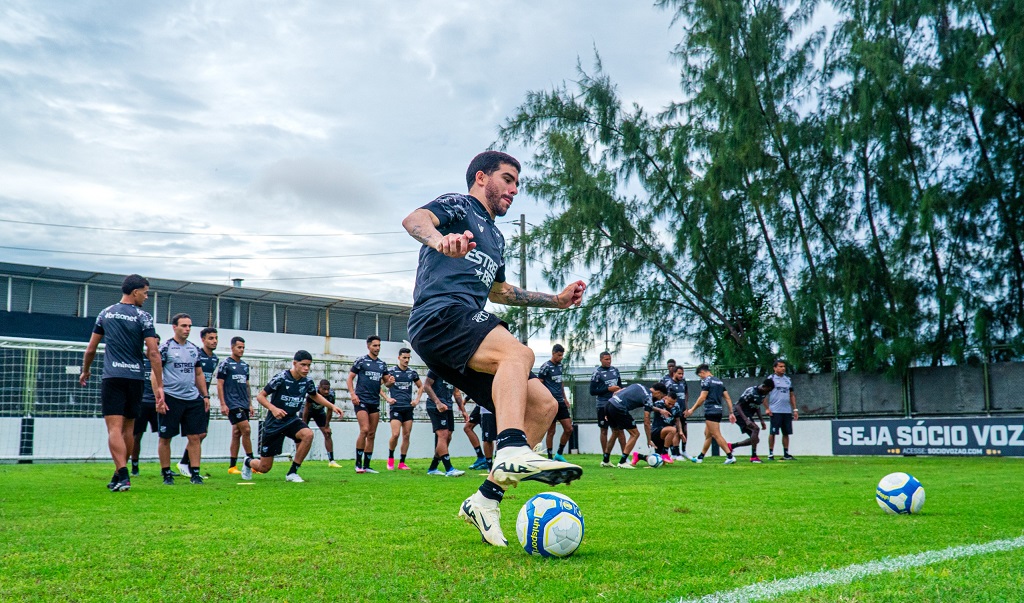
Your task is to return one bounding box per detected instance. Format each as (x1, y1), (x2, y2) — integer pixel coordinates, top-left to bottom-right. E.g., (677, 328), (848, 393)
(389, 367), (420, 409)
(700, 376), (728, 415)
(538, 360), (565, 402)
(609, 383), (654, 413)
(217, 357), (251, 410)
(737, 386), (767, 418)
(589, 366), (622, 407)
(408, 194), (507, 338)
(198, 349), (218, 387)
(262, 370), (317, 433)
(651, 400), (682, 430)
(350, 355), (390, 404)
(425, 370), (456, 411)
(307, 390), (335, 411)
(662, 376), (688, 403)
(142, 358), (155, 404)
(93, 303), (157, 380)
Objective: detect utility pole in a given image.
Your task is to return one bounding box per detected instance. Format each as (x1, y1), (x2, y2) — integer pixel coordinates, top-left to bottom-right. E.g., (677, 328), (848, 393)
(519, 213), (528, 344)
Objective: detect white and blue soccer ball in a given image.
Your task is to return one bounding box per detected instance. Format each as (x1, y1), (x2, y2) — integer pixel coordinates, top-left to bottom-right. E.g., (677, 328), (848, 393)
(876, 472), (925, 515)
(515, 492), (585, 557)
(646, 453), (664, 468)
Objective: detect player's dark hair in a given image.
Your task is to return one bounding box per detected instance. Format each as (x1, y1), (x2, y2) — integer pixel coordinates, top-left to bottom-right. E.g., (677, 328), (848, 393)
(171, 313), (191, 326)
(121, 274), (149, 295)
(200, 327), (217, 339)
(465, 151), (521, 190)
(599, 351), (611, 358)
(667, 358), (676, 365)
(553, 344), (565, 353)
(366, 335), (381, 344)
(230, 336), (245, 346)
(294, 350), (313, 362)
(664, 390), (677, 400)
(774, 359), (787, 368)
(674, 366), (685, 375)
(651, 382), (668, 394)
(696, 363), (711, 374)
(398, 347), (411, 355)
(761, 379), (776, 390)
(319, 379), (330, 387)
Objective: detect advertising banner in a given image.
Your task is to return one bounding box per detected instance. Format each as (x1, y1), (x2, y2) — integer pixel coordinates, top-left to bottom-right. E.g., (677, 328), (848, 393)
(832, 416), (1024, 457)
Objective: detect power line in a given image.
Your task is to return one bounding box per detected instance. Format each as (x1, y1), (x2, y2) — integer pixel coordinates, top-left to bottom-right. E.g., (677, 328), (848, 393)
(0, 244), (418, 261)
(231, 269), (417, 283)
(0, 217), (406, 237)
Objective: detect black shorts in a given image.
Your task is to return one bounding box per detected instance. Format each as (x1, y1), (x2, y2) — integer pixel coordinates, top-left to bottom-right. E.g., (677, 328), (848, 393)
(134, 403), (159, 434)
(704, 413), (723, 423)
(389, 407), (414, 423)
(554, 399), (571, 421)
(735, 407), (758, 435)
(260, 420), (307, 458)
(355, 403), (380, 415)
(428, 408), (455, 433)
(228, 407), (251, 425)
(651, 425), (669, 449)
(158, 395), (209, 439)
(468, 404), (481, 426)
(479, 411), (496, 443)
(605, 405), (636, 431)
(597, 405), (610, 429)
(101, 378), (144, 418)
(306, 406), (329, 428)
(410, 304), (510, 413)
(770, 413), (794, 435)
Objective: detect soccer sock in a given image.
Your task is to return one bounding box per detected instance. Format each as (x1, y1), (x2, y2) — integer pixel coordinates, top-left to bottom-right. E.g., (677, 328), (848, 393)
(697, 453), (705, 460)
(671, 446), (681, 456)
(192, 464), (201, 476)
(246, 453), (254, 460)
(161, 467), (173, 478)
(478, 480), (505, 503)
(726, 452), (733, 459)
(557, 443), (566, 455)
(441, 454), (453, 471)
(602, 452), (610, 463)
(327, 451), (334, 461)
(356, 449), (364, 469)
(288, 462), (300, 475)
(494, 428), (529, 452)
(619, 454), (628, 464)
(784, 448), (789, 455)
(116, 467), (129, 479)
(388, 449), (395, 459)
(473, 446), (484, 459)
(429, 456), (440, 471)
(547, 449), (553, 459)
(244, 458), (251, 468)
(229, 457), (237, 468)
(400, 454), (407, 464)
(364, 453), (372, 468)
(180, 451), (190, 466)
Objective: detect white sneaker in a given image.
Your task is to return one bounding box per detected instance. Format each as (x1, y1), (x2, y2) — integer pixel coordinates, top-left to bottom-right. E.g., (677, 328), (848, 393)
(285, 472), (305, 482)
(489, 446), (582, 488)
(600, 461), (614, 468)
(723, 457), (736, 465)
(427, 469), (445, 476)
(363, 467), (379, 474)
(616, 461), (636, 469)
(672, 455), (686, 461)
(693, 457), (703, 464)
(459, 493), (507, 547)
(241, 462), (252, 481)
(177, 462), (192, 477)
(445, 468), (465, 477)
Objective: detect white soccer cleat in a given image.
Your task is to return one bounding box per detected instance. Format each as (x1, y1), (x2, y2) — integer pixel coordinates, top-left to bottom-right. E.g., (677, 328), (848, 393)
(285, 472), (305, 483)
(362, 467), (379, 474)
(177, 462), (192, 477)
(616, 461), (636, 469)
(488, 446), (582, 488)
(723, 457), (736, 465)
(445, 468), (465, 477)
(459, 493), (507, 547)
(241, 462), (252, 480)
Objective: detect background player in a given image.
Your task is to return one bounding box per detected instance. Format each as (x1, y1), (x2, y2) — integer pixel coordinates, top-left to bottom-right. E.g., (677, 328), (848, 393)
(179, 326), (218, 479)
(684, 364), (736, 464)
(540, 344), (573, 462)
(156, 313), (210, 485)
(303, 379), (341, 468)
(590, 351), (623, 466)
(386, 347), (421, 470)
(662, 366), (690, 460)
(602, 382), (669, 468)
(131, 334), (161, 476)
(766, 359), (798, 460)
(242, 350), (344, 482)
(348, 335), (392, 474)
(421, 370), (466, 477)
(80, 274), (162, 492)
(731, 379), (773, 463)
(463, 398), (492, 470)
(645, 389), (683, 464)
(218, 336), (254, 474)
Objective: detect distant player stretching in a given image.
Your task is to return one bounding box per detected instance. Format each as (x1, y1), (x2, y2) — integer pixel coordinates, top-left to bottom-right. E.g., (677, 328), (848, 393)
(402, 151), (585, 547)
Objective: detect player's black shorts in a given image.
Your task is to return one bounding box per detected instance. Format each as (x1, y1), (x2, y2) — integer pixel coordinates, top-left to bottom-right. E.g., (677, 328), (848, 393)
(260, 420), (307, 457)
(770, 413), (794, 435)
(411, 305), (530, 413)
(134, 403), (159, 435)
(158, 394), (209, 439)
(652, 425), (671, 449)
(428, 408), (455, 432)
(479, 411), (496, 442)
(554, 399), (571, 421)
(355, 402), (380, 415)
(735, 407), (758, 435)
(228, 407), (251, 425)
(597, 405), (610, 429)
(704, 412), (723, 423)
(305, 406), (329, 428)
(605, 405), (636, 431)
(389, 407), (414, 423)
(101, 377), (144, 418)
(468, 404), (481, 425)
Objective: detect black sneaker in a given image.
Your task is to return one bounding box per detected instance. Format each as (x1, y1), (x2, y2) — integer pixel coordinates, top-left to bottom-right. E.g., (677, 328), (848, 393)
(107, 472), (119, 491)
(190, 473), (205, 485)
(111, 477), (131, 492)
(767, 454), (775, 461)
(163, 474), (175, 486)
(783, 453), (796, 461)
(131, 463), (140, 476)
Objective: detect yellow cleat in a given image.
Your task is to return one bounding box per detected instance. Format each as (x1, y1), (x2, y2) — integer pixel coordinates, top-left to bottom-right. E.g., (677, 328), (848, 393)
(328, 461), (342, 468)
(228, 466), (242, 475)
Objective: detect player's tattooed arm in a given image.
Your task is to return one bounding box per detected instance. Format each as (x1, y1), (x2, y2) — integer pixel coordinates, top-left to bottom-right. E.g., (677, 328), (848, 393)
(489, 280), (586, 308)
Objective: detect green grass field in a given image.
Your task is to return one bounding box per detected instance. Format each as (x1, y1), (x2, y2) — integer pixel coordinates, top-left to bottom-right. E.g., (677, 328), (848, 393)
(2, 456), (1023, 602)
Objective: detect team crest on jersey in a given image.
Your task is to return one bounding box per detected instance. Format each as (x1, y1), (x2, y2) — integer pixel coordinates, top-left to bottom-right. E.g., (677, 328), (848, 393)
(472, 311), (490, 323)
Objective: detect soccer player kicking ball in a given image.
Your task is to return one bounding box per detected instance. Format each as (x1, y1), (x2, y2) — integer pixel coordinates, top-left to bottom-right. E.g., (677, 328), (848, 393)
(402, 151), (585, 547)
(601, 382), (669, 468)
(241, 351), (344, 483)
(684, 364), (737, 464)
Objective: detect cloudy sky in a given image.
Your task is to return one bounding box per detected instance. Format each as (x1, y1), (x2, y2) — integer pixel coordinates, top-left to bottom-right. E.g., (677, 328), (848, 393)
(1, 1), (694, 362)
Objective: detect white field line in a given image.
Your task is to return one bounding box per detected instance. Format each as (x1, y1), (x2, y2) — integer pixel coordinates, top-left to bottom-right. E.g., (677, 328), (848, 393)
(674, 535), (1024, 603)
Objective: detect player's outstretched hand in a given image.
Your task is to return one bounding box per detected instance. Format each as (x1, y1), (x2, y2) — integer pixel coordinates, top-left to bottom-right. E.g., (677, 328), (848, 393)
(436, 230), (476, 258)
(556, 280), (587, 309)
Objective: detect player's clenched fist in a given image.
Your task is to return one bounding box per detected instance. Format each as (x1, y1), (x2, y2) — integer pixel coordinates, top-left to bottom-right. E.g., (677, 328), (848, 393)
(436, 230), (476, 258)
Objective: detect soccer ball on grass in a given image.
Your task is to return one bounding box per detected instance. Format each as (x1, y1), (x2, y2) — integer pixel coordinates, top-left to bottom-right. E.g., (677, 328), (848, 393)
(646, 453), (664, 468)
(876, 472), (925, 515)
(515, 492), (585, 557)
